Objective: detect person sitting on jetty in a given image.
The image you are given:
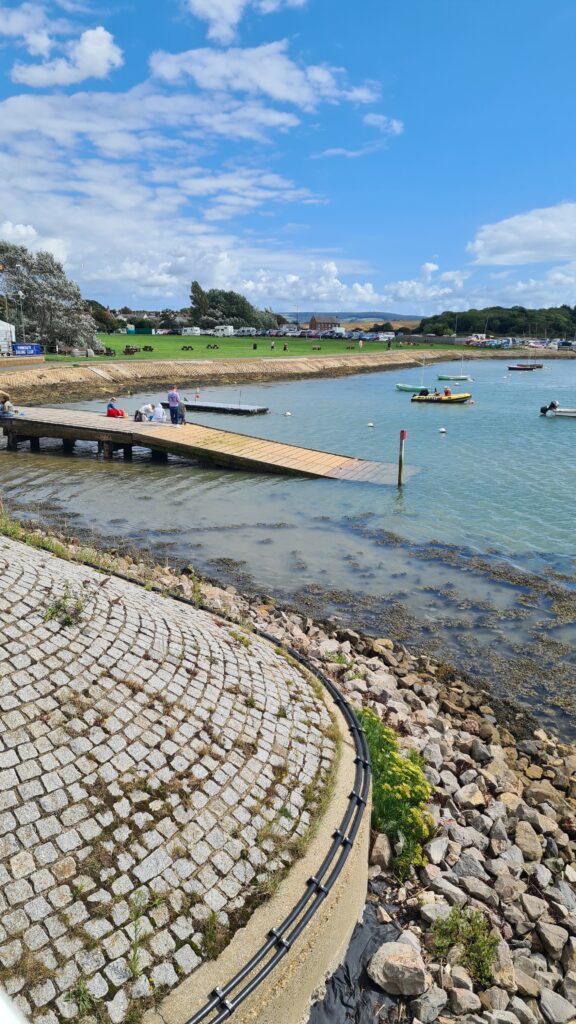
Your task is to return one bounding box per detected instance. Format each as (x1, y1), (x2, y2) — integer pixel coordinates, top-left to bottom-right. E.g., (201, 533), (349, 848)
(106, 397), (127, 418)
(0, 395), (16, 416)
(134, 402), (154, 422)
(151, 403), (167, 422)
(167, 384), (181, 425)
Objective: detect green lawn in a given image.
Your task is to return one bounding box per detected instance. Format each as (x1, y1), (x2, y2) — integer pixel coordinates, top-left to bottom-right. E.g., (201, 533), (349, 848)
(45, 333), (468, 363)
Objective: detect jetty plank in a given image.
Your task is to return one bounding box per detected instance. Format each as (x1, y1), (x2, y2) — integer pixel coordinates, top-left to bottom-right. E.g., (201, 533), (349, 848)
(2, 408), (407, 485)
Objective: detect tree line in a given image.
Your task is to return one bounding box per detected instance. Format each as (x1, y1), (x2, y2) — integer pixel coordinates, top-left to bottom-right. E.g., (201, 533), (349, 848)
(418, 305), (576, 338)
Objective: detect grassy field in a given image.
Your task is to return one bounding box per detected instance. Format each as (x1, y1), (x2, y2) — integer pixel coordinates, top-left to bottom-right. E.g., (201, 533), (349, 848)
(45, 333), (467, 363)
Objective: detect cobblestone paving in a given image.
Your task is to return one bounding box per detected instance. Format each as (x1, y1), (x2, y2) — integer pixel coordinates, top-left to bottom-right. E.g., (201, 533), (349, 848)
(0, 538), (336, 1023)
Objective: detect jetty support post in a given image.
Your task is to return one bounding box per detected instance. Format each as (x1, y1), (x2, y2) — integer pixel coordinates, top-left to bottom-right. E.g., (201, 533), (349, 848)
(30, 437), (40, 452)
(6, 431), (18, 451)
(123, 445), (133, 461)
(102, 441), (113, 459)
(62, 438), (75, 454)
(397, 429), (407, 488)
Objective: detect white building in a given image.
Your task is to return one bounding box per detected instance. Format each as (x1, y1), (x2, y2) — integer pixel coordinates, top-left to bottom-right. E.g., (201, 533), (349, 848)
(0, 320), (15, 356)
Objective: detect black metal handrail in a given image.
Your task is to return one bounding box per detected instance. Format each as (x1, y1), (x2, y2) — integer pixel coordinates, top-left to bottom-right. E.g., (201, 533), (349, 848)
(186, 630), (371, 1024)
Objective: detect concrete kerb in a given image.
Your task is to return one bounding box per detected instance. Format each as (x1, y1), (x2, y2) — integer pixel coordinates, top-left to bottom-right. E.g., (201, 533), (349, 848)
(145, 691), (370, 1024)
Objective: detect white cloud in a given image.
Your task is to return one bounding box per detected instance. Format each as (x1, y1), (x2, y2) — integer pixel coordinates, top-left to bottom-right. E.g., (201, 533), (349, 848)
(468, 202), (576, 266)
(150, 40), (378, 110)
(186, 0), (306, 45)
(12, 26), (123, 87)
(363, 112), (404, 136)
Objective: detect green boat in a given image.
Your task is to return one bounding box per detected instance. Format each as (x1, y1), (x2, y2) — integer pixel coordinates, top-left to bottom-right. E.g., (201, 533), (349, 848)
(437, 374), (474, 382)
(396, 382), (426, 392)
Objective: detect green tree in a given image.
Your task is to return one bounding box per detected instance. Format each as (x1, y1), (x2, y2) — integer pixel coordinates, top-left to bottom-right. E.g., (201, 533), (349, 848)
(190, 280), (209, 323)
(0, 241), (97, 352)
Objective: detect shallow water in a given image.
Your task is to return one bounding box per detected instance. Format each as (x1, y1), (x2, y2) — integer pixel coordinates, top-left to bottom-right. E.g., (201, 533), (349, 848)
(3, 358), (576, 737)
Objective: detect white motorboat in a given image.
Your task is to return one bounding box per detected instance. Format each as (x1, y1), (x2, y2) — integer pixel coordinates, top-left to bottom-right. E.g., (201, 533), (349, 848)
(540, 401), (576, 417)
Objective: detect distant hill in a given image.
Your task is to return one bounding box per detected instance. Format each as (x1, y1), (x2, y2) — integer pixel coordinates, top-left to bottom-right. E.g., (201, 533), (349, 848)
(280, 310), (418, 323)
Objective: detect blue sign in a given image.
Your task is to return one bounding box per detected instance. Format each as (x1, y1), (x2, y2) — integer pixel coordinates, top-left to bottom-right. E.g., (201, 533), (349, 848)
(13, 344), (41, 356)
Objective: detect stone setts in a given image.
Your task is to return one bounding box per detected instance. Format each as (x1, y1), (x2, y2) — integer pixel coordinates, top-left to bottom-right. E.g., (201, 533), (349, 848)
(0, 538), (335, 1022)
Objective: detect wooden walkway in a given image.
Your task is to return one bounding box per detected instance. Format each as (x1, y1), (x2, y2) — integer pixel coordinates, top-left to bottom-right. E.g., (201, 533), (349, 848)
(1, 408), (410, 485)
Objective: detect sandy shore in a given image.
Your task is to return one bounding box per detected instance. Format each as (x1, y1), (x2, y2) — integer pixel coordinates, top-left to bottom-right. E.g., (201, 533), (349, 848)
(2, 347), (573, 406)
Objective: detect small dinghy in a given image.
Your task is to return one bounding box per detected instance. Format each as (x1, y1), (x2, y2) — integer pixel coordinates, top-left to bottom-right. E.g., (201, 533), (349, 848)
(508, 363), (542, 371)
(437, 374), (474, 382)
(396, 382), (427, 392)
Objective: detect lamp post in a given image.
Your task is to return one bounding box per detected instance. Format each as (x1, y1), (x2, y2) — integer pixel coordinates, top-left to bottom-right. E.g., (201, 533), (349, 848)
(17, 291), (26, 345)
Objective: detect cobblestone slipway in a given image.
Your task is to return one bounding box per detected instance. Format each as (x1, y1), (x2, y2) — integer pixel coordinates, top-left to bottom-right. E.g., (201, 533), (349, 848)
(0, 538), (335, 1023)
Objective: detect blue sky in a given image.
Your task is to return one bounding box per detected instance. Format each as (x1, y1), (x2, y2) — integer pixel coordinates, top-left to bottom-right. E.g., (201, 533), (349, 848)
(1, 0), (576, 313)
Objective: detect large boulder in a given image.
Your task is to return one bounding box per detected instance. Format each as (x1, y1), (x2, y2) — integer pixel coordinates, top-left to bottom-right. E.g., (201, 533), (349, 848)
(367, 940), (431, 996)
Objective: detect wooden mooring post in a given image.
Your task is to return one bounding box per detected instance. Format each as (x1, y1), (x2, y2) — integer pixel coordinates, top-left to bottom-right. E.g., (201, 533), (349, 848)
(398, 429), (407, 487)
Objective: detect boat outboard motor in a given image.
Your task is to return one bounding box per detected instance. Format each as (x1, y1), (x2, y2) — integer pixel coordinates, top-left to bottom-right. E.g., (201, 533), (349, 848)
(419, 388), (429, 396)
(540, 400), (559, 415)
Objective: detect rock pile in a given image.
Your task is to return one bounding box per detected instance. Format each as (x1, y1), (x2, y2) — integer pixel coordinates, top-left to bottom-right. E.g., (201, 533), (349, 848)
(233, 604), (576, 1024)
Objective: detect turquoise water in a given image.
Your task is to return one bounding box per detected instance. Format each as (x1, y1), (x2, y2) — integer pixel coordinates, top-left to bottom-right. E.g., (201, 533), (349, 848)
(2, 358), (576, 735)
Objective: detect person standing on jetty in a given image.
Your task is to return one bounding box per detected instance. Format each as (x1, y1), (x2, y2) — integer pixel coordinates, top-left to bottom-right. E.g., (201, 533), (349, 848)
(167, 384), (181, 425)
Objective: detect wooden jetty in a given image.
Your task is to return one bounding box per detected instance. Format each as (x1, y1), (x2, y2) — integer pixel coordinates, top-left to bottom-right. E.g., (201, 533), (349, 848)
(161, 400), (269, 416)
(1, 408), (412, 484)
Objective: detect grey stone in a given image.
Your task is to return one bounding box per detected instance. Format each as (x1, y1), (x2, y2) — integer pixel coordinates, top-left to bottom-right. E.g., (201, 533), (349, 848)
(449, 988), (482, 1014)
(539, 989), (576, 1024)
(509, 996), (539, 1024)
(367, 941), (431, 996)
(411, 985), (448, 1023)
(370, 833), (393, 870)
(537, 923), (568, 961)
(515, 822), (543, 862)
(452, 853), (490, 881)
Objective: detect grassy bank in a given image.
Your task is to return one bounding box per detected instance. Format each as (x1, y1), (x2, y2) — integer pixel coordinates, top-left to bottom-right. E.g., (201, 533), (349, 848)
(45, 334), (469, 364)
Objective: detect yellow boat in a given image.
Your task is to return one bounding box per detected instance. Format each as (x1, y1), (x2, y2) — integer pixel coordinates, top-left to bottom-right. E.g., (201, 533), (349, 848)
(411, 391), (471, 404)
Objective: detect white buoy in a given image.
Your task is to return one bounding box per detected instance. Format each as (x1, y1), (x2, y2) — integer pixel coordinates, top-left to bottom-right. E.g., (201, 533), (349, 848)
(284, 411), (292, 417)
(439, 427), (446, 434)
(367, 422), (374, 428)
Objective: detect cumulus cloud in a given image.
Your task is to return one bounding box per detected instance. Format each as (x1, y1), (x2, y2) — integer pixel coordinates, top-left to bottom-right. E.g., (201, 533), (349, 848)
(363, 112), (404, 135)
(186, 0), (306, 45)
(12, 26), (123, 86)
(0, 1), (60, 56)
(150, 40), (378, 110)
(468, 202), (576, 266)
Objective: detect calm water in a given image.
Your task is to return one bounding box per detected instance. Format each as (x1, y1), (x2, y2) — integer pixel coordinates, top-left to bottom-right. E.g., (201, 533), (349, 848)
(3, 359), (576, 736)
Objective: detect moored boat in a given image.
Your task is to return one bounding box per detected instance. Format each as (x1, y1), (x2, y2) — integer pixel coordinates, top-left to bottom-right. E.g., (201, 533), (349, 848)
(396, 382), (427, 392)
(437, 374), (474, 382)
(508, 363), (543, 371)
(411, 391), (471, 404)
(540, 401), (576, 417)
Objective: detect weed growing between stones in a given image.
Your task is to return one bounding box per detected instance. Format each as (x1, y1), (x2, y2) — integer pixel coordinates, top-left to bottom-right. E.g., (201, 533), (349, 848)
(431, 905), (499, 986)
(201, 911), (230, 960)
(357, 707), (434, 879)
(43, 581), (87, 626)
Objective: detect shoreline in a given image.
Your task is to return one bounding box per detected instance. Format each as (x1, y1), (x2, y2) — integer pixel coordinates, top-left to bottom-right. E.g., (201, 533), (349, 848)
(2, 348), (575, 406)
